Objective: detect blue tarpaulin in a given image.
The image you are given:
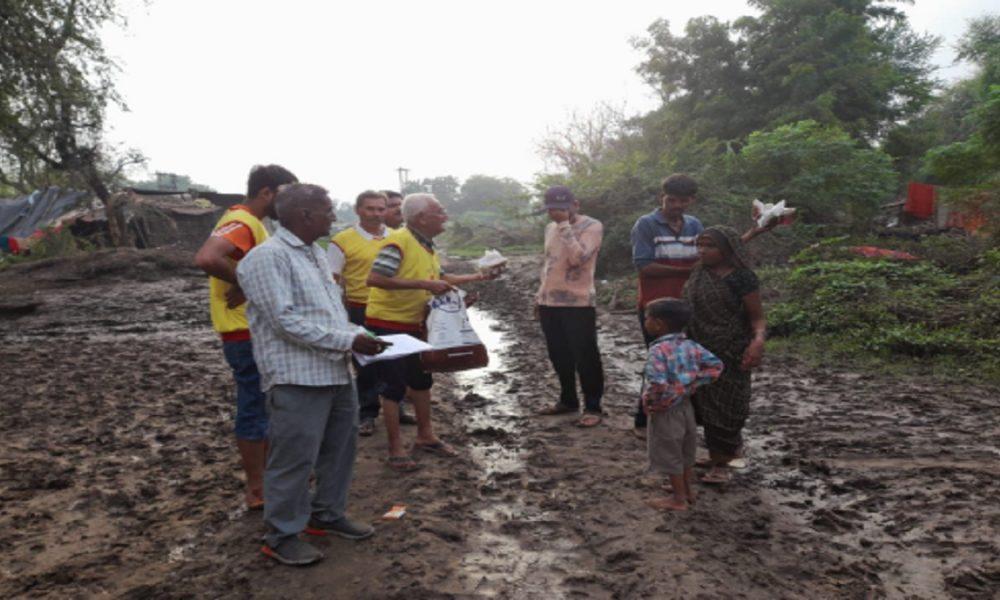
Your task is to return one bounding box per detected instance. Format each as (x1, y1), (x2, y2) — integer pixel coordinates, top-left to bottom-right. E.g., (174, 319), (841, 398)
(0, 187), (90, 237)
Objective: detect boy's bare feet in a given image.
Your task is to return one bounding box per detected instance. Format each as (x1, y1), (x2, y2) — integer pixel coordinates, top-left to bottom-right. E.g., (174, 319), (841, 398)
(646, 496), (688, 512)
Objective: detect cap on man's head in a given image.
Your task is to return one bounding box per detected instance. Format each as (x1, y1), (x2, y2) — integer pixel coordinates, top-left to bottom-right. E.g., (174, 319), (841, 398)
(543, 185), (576, 209)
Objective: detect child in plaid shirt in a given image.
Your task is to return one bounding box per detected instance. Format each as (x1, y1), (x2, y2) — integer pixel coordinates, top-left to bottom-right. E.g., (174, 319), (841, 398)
(641, 298), (724, 511)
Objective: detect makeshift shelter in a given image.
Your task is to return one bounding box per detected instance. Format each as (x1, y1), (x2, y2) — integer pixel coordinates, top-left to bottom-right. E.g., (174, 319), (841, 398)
(106, 189), (224, 250)
(0, 187), (92, 237)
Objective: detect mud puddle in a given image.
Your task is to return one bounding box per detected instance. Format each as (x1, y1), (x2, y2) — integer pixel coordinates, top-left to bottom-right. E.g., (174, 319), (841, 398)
(449, 307), (580, 597)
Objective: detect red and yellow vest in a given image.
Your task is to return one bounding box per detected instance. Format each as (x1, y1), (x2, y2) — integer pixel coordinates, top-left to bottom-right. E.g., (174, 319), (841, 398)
(208, 208), (268, 338)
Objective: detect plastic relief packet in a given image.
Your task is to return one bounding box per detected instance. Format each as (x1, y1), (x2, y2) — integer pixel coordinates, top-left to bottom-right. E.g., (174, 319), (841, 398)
(476, 248), (508, 276)
(752, 199), (797, 228)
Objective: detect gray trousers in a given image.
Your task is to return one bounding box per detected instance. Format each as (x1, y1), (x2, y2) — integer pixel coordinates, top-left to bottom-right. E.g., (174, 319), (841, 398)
(263, 383), (359, 547)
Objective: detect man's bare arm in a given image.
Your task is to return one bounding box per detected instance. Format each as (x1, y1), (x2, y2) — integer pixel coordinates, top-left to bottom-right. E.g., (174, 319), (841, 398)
(194, 236), (239, 283)
(367, 271), (452, 294)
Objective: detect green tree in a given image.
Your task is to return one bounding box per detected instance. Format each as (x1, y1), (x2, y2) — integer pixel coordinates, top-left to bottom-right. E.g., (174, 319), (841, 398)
(886, 15), (1000, 181)
(423, 175), (460, 209)
(400, 176), (461, 210)
(130, 172), (215, 193)
(458, 175), (530, 215)
(735, 120), (897, 224)
(0, 0), (143, 200)
(634, 1), (938, 145)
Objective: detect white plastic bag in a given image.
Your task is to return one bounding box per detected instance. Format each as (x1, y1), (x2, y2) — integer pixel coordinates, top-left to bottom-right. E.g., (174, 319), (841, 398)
(476, 249), (508, 276)
(752, 199), (797, 228)
(425, 289), (482, 350)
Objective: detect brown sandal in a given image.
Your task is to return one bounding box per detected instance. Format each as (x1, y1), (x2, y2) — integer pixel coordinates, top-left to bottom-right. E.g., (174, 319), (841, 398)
(413, 441), (458, 457)
(539, 403), (577, 416)
(387, 455), (419, 472)
(700, 468), (732, 485)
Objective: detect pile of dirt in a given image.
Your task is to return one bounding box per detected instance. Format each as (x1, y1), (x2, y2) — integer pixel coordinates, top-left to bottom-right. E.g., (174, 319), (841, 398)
(0, 247), (198, 297)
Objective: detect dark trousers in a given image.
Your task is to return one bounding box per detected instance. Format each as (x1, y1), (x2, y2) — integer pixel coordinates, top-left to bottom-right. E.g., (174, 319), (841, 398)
(539, 306), (604, 413)
(635, 308), (655, 428)
(347, 304), (380, 421)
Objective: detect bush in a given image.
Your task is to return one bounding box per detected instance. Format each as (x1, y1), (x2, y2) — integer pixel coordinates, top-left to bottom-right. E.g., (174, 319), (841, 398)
(766, 237), (1000, 376)
(734, 120), (898, 225)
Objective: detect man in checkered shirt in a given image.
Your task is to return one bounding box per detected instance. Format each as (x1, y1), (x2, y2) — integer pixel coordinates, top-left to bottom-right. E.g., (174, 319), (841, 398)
(237, 183), (389, 566)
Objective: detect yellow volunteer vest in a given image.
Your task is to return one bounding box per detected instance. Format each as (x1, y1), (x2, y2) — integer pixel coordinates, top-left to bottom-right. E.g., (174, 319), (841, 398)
(366, 227), (441, 325)
(330, 226), (385, 305)
(208, 208), (269, 334)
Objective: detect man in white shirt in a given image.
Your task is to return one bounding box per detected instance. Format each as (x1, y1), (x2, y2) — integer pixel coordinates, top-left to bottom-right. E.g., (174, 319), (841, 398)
(327, 191), (407, 435)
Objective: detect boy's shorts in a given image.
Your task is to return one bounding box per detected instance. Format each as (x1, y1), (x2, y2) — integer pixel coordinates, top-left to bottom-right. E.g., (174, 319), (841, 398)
(222, 339), (269, 441)
(367, 325), (433, 402)
(647, 399), (697, 476)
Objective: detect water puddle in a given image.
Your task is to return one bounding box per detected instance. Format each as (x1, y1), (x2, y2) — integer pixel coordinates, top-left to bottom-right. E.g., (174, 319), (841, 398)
(451, 307), (577, 597)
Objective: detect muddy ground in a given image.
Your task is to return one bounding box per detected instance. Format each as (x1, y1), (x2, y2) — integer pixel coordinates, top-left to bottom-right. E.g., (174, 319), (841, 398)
(1, 248), (998, 599)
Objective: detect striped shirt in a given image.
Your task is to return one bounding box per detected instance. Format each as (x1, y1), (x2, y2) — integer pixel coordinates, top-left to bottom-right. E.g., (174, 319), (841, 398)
(631, 211), (704, 306)
(642, 332), (724, 412)
(236, 226), (363, 391)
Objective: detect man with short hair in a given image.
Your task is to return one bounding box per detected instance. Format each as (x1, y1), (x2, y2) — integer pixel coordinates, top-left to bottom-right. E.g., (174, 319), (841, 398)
(238, 183), (387, 566)
(535, 185), (605, 428)
(630, 173), (773, 437)
(194, 164), (298, 510)
(365, 193), (495, 471)
(381, 190), (404, 229)
(327, 190), (390, 436)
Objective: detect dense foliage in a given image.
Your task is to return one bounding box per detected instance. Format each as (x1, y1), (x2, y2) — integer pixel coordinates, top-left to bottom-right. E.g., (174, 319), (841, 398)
(0, 0), (143, 200)
(763, 236), (1000, 377)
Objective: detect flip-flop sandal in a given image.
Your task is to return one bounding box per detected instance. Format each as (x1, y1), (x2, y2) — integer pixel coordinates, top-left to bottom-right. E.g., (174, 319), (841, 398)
(729, 457), (749, 470)
(413, 441), (458, 457)
(576, 414), (602, 428)
(246, 498), (264, 511)
(387, 455), (419, 472)
(539, 403), (577, 416)
(700, 469), (732, 485)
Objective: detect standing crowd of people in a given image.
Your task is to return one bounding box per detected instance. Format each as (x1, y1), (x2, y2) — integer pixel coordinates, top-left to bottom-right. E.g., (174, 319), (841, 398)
(194, 165), (774, 565)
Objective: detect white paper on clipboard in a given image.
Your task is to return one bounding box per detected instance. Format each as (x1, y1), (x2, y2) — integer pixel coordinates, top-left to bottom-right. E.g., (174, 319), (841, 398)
(354, 334), (433, 366)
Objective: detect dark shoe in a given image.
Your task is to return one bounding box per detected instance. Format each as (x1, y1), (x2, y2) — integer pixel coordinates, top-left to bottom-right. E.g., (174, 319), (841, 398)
(305, 516), (375, 540)
(261, 538), (324, 566)
(358, 418), (375, 437)
(398, 410), (418, 426)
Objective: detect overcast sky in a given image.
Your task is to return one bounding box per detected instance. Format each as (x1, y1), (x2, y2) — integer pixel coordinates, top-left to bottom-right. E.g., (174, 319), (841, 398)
(104, 0), (995, 198)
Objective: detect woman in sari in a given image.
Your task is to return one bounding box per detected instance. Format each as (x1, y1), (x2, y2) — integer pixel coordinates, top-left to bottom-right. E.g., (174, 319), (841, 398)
(683, 225), (766, 484)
